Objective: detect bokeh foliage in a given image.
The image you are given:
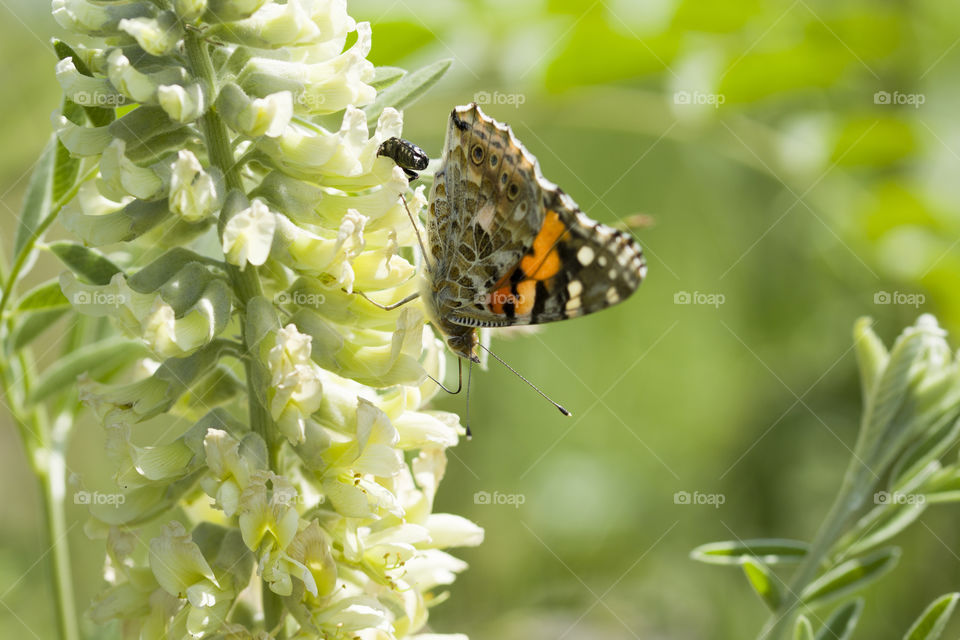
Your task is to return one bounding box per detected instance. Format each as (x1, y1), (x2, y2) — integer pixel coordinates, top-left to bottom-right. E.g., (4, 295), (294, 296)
(2, 0), (960, 638)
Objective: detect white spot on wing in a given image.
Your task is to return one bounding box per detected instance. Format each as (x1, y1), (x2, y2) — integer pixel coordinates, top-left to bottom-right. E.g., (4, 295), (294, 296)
(475, 201), (496, 233)
(567, 280), (583, 297)
(577, 246), (595, 266)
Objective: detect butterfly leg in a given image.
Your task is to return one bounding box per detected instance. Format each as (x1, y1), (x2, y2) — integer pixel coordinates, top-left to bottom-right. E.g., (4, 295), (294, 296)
(425, 356), (463, 395)
(398, 194), (433, 272)
(355, 290), (421, 311)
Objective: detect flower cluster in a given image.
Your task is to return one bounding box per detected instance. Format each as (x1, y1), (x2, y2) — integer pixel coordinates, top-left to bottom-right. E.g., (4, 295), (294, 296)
(51, 0), (478, 637)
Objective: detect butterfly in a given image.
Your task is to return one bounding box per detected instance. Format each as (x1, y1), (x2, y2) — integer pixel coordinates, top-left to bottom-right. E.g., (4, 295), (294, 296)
(377, 103), (647, 369)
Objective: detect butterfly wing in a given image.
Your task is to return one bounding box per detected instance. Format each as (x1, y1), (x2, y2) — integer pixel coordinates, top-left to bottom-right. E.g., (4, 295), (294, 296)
(451, 184), (646, 328)
(426, 103), (544, 308)
(425, 103), (645, 330)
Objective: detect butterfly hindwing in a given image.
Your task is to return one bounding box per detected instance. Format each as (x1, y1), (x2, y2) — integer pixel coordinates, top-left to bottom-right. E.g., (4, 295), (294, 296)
(450, 185), (646, 327)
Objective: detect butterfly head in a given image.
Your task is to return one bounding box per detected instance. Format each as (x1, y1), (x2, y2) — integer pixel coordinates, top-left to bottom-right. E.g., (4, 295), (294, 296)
(446, 329), (480, 363)
(422, 281), (481, 363)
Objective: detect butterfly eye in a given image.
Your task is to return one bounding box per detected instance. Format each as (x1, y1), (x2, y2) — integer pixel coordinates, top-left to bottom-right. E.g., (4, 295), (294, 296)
(471, 144), (484, 164)
(507, 182), (520, 200)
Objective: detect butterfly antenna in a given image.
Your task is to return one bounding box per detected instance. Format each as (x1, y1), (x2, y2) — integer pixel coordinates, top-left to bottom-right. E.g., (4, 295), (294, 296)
(477, 343), (571, 416)
(399, 194), (433, 272)
(465, 359), (474, 439)
(426, 357), (462, 395)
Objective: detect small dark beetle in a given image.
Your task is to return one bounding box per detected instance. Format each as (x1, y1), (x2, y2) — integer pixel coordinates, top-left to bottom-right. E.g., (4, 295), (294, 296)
(377, 137), (429, 182)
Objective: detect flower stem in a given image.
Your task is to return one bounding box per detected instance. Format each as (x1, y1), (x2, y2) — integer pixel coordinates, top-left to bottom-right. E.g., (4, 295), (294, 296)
(0, 358), (79, 640)
(184, 30), (286, 638)
(757, 465), (874, 639)
(37, 413), (79, 640)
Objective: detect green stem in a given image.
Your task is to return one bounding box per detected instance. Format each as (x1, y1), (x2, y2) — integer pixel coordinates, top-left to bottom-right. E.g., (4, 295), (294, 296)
(37, 412), (79, 640)
(184, 30), (285, 638)
(0, 151), (90, 640)
(757, 465), (874, 639)
(0, 362), (79, 640)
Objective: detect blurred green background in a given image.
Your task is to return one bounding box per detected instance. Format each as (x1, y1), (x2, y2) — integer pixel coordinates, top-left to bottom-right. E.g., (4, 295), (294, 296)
(3, 0), (960, 638)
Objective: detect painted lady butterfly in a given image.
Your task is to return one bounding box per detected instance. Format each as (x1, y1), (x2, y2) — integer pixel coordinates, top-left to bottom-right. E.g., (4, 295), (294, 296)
(378, 103), (647, 367)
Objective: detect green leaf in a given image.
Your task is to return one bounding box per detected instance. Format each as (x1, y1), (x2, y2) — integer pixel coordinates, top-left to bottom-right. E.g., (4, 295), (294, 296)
(890, 414), (960, 490)
(52, 138), (80, 203)
(922, 466), (960, 503)
(362, 59), (452, 127)
(11, 308), (69, 351)
(842, 500), (926, 558)
(794, 615), (815, 640)
(53, 39), (114, 126)
(28, 337), (148, 404)
(856, 320), (929, 471)
(16, 279), (70, 312)
(14, 138), (56, 260)
(48, 242), (123, 285)
(814, 599), (864, 640)
(802, 548), (900, 607)
(903, 592), (960, 640)
(127, 248), (219, 294)
(370, 66), (406, 90)
(690, 539), (808, 565)
(741, 557), (781, 610)
(854, 317), (888, 405)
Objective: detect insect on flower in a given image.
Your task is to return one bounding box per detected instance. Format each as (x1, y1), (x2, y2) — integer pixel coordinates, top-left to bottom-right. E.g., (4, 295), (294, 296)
(376, 103), (648, 422)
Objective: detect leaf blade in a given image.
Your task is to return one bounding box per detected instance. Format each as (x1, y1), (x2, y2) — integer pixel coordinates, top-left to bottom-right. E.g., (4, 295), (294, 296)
(802, 547), (900, 607)
(690, 539), (809, 565)
(14, 138), (56, 260)
(814, 599), (864, 640)
(741, 557), (782, 611)
(363, 59), (452, 126)
(903, 592), (960, 640)
(48, 242), (123, 285)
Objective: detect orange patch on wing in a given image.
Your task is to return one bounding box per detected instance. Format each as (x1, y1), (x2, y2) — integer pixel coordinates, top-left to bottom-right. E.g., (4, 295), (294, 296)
(486, 210), (568, 316)
(520, 210), (567, 280)
(490, 285), (509, 314)
(488, 279), (536, 315)
(515, 279), (536, 315)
